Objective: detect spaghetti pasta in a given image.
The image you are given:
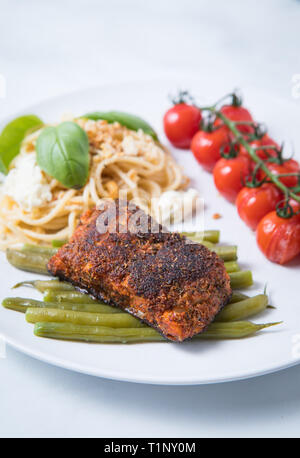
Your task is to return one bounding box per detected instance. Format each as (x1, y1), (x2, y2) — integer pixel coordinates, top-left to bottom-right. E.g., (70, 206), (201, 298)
(0, 118), (188, 248)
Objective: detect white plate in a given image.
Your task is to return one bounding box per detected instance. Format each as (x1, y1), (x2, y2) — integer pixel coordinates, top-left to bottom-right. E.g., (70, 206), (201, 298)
(0, 79), (299, 385)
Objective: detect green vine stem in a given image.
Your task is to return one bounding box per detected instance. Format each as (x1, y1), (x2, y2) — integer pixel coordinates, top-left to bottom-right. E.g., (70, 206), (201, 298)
(204, 107), (300, 205)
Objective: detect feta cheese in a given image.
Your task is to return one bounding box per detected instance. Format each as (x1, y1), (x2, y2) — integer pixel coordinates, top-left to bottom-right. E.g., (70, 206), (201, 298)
(2, 153), (52, 211)
(154, 188), (199, 224)
(122, 136), (139, 156)
(121, 130), (162, 159)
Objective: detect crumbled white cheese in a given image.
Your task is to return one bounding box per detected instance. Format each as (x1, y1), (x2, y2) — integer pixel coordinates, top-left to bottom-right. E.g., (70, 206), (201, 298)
(122, 135), (139, 156)
(2, 153), (52, 211)
(121, 130), (161, 159)
(154, 188), (199, 225)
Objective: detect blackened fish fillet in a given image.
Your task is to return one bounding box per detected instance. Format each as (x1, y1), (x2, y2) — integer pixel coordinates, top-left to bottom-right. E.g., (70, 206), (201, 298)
(48, 200), (232, 341)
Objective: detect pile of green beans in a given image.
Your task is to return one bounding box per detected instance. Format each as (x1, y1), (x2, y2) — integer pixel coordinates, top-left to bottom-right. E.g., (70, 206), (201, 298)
(26, 308), (146, 328)
(2, 230), (281, 343)
(2, 281), (279, 341)
(3, 286), (256, 316)
(2, 297), (119, 314)
(33, 321), (280, 343)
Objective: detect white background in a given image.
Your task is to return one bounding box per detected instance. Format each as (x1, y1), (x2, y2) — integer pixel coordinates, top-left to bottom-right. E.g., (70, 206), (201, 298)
(0, 0), (300, 438)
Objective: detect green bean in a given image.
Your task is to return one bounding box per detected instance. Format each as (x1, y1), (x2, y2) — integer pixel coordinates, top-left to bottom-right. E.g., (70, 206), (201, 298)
(44, 290), (98, 304)
(181, 230), (220, 243)
(26, 308), (145, 328)
(2, 297), (120, 314)
(13, 279), (74, 292)
(199, 240), (215, 249)
(181, 242), (238, 261)
(6, 249), (50, 275)
(185, 239), (216, 248)
(229, 270), (253, 289)
(224, 261), (240, 273)
(230, 291), (249, 303)
(33, 320), (281, 343)
(2, 286), (251, 315)
(195, 321), (281, 339)
(52, 240), (68, 248)
(23, 244), (57, 256)
(2, 297), (45, 313)
(215, 294), (268, 322)
(211, 245), (237, 261)
(34, 323), (163, 343)
(184, 239), (215, 248)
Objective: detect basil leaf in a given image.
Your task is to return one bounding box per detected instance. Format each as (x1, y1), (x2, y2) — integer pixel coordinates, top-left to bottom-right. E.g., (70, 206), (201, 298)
(36, 122), (89, 189)
(82, 111), (158, 141)
(0, 115), (43, 174)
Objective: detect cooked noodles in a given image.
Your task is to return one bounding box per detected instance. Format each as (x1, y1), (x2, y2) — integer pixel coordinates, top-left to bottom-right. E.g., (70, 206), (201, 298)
(0, 118), (188, 248)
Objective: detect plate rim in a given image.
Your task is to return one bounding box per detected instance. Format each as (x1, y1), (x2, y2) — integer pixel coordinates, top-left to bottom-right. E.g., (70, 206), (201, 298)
(4, 331), (300, 385)
(1, 79), (299, 385)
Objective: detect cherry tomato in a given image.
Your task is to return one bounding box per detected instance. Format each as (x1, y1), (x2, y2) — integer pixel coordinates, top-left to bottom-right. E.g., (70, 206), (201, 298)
(259, 159), (300, 188)
(214, 104), (254, 134)
(191, 126), (230, 172)
(277, 194), (300, 213)
(163, 103), (202, 149)
(236, 184), (283, 230)
(256, 210), (300, 264)
(213, 155), (252, 202)
(290, 195), (300, 212)
(260, 134), (280, 158)
(240, 135), (279, 161)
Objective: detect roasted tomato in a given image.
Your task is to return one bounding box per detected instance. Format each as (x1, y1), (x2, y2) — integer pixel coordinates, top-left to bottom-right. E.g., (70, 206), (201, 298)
(259, 159), (300, 188)
(256, 210), (300, 264)
(191, 126), (230, 172)
(213, 155), (252, 203)
(163, 103), (202, 149)
(214, 104), (254, 134)
(236, 184), (283, 230)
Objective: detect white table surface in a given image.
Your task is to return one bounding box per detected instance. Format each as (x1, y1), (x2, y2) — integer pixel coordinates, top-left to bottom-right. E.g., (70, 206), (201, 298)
(0, 0), (300, 438)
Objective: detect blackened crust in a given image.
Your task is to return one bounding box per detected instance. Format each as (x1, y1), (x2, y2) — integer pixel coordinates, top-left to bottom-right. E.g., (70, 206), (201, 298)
(48, 200), (232, 341)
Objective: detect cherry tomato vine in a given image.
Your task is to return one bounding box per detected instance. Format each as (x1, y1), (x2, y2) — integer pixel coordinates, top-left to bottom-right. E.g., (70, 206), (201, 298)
(199, 93), (300, 219)
(164, 90), (300, 264)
